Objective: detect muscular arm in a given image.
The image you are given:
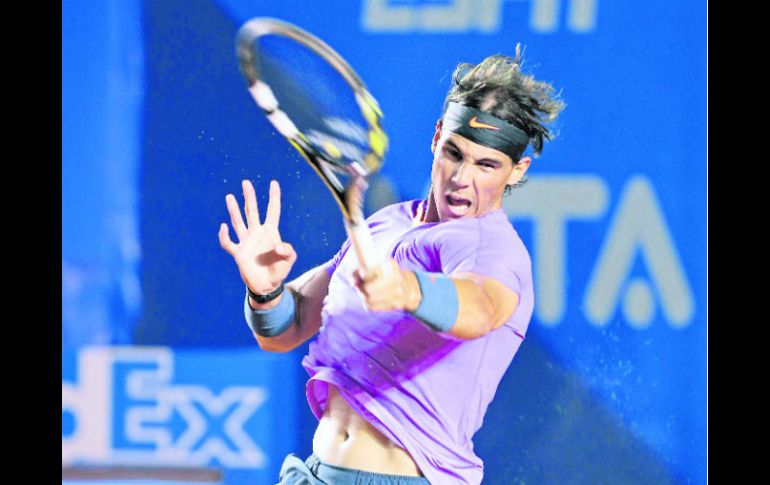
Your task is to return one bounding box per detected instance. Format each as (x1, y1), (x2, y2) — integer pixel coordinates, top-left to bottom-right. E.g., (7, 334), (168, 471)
(220, 179), (334, 353)
(356, 260), (520, 340)
(249, 262), (332, 353)
(446, 272), (520, 339)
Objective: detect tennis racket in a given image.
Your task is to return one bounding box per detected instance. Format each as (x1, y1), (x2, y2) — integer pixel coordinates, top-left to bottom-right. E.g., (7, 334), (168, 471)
(236, 17), (387, 272)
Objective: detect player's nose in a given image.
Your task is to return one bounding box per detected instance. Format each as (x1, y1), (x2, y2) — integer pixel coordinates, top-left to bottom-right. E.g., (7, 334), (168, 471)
(450, 161), (473, 187)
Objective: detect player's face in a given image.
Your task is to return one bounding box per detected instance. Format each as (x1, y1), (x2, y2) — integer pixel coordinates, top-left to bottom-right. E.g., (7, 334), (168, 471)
(430, 124), (530, 222)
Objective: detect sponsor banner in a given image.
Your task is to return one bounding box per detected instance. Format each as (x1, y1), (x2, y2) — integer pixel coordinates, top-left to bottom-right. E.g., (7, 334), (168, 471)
(62, 346), (303, 484)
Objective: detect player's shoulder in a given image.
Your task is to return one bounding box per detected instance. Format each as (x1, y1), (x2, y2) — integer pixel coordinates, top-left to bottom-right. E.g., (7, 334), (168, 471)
(479, 210), (530, 261)
(434, 209), (529, 260)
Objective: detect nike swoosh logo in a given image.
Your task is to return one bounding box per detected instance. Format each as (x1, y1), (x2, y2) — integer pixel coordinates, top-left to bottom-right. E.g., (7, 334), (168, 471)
(468, 116), (499, 130)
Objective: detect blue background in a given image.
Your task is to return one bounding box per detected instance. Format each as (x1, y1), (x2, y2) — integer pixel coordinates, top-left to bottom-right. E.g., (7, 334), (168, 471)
(62, 1), (706, 484)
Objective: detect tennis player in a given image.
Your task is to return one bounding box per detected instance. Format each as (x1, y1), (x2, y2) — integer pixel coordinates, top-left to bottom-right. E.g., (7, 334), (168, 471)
(220, 51), (564, 485)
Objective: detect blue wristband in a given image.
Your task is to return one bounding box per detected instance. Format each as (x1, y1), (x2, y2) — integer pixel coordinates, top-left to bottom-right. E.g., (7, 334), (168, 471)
(244, 290), (296, 337)
(411, 271), (459, 332)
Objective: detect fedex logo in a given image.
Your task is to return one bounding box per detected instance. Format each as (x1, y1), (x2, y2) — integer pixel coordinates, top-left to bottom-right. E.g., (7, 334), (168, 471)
(62, 347), (267, 468)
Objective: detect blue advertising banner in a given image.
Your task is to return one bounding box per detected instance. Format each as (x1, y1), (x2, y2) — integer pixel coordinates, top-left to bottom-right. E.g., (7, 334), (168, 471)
(63, 0), (706, 483)
(62, 347), (304, 484)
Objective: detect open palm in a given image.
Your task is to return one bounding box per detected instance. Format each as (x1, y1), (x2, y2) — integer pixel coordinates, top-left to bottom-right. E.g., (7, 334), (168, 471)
(219, 179), (297, 296)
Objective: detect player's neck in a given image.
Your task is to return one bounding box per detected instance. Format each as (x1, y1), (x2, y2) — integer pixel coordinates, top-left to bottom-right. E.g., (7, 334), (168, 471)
(422, 192), (440, 223)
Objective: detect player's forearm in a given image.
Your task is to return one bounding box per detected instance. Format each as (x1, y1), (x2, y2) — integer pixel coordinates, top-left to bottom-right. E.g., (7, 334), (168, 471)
(449, 275), (515, 339)
(286, 261), (331, 331)
(250, 290), (301, 352)
(358, 262), (518, 339)
(408, 271), (518, 340)
(249, 263), (331, 352)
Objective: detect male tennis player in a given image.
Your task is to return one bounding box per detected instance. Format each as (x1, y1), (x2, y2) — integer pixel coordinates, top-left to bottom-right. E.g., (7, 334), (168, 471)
(220, 52), (564, 485)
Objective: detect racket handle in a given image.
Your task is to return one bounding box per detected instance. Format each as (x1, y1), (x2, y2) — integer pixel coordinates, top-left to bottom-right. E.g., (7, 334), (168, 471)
(345, 219), (377, 272)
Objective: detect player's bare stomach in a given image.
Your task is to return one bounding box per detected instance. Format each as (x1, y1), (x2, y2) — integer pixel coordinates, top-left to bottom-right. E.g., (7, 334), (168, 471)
(312, 384), (423, 477)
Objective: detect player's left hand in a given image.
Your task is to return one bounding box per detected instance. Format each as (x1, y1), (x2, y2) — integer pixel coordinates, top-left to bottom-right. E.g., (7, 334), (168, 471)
(354, 259), (422, 313)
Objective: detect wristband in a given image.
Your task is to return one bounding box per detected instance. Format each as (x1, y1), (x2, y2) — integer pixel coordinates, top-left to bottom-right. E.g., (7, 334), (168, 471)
(410, 271), (459, 332)
(244, 289), (296, 337)
(247, 282), (285, 304)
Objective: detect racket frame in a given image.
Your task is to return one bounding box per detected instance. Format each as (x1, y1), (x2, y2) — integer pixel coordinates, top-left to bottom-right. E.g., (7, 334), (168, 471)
(236, 17), (387, 271)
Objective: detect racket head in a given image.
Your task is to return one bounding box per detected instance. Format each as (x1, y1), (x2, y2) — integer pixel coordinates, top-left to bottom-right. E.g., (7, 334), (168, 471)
(236, 17), (387, 224)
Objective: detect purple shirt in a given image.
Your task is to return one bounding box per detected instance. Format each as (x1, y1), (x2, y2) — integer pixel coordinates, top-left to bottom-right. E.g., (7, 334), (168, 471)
(301, 200), (534, 485)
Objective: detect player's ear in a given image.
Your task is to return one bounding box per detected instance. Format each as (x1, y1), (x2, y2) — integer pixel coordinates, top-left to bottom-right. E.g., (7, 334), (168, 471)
(431, 120), (442, 153)
(507, 156), (531, 186)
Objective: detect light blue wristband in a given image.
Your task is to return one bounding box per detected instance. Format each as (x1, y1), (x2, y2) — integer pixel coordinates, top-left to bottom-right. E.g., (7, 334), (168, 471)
(244, 290), (296, 337)
(411, 271), (459, 332)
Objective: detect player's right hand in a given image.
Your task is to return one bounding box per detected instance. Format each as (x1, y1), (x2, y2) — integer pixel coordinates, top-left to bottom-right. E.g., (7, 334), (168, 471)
(219, 179), (297, 297)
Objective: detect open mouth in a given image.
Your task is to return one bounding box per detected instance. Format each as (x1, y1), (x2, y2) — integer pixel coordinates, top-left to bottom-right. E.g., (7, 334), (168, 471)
(447, 194), (471, 207)
(446, 194), (472, 215)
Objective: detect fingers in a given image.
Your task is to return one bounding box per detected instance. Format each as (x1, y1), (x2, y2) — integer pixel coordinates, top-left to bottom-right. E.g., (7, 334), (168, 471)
(357, 259), (395, 284)
(242, 179), (260, 227)
(265, 180), (281, 228)
(377, 259), (395, 278)
(218, 223), (237, 255)
(354, 260), (408, 311)
(225, 193), (248, 241)
(274, 241), (297, 265)
(357, 270), (388, 297)
(353, 268), (365, 288)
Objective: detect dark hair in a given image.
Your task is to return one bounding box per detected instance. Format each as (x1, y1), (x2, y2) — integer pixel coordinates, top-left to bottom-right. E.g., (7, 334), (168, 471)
(443, 45), (565, 160)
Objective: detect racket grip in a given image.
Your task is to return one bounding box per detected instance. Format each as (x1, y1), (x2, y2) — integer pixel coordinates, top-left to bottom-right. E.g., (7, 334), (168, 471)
(345, 220), (377, 272)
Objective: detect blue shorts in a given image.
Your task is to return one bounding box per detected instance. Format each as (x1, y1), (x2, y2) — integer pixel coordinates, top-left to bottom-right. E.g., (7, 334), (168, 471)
(276, 453), (431, 485)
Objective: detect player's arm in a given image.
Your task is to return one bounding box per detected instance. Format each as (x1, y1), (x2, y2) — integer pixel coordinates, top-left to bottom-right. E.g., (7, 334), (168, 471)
(440, 272), (519, 339)
(247, 262), (331, 352)
(220, 178), (330, 352)
(355, 260), (519, 340)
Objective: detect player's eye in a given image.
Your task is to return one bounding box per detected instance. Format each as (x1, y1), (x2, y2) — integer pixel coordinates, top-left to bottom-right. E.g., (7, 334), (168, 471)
(446, 148), (462, 161)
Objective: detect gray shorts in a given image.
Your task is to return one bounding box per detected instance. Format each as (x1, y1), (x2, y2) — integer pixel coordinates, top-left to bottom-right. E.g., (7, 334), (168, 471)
(276, 453), (431, 485)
